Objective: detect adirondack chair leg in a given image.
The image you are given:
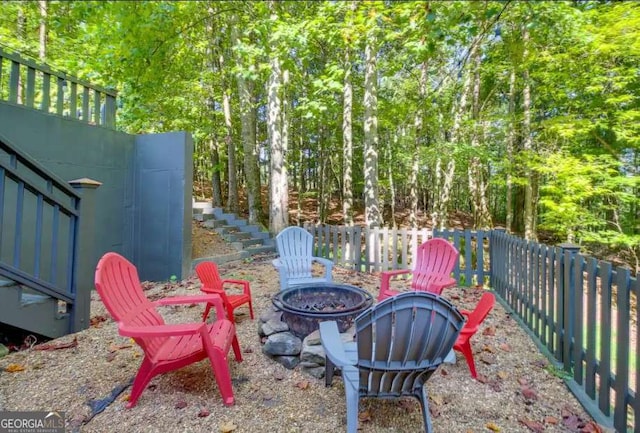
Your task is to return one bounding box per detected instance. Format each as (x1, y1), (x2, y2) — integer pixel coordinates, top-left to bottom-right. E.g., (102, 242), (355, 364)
(457, 340), (477, 378)
(126, 357), (155, 408)
(231, 335), (243, 362)
(344, 379), (359, 433)
(248, 301), (255, 319)
(418, 387), (434, 433)
(324, 359), (335, 387)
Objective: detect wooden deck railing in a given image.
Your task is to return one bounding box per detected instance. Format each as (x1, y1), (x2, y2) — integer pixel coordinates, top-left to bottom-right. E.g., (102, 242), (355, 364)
(304, 223), (637, 432)
(0, 47), (117, 128)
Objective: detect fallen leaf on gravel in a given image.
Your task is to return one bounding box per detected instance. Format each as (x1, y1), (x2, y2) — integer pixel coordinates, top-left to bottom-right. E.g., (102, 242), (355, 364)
(34, 336), (78, 351)
(544, 416), (559, 425)
(90, 315), (108, 327)
(105, 352), (117, 362)
(486, 421), (501, 431)
(440, 368), (449, 376)
(499, 343), (512, 352)
(580, 421), (603, 432)
(519, 418), (545, 432)
(518, 377), (529, 386)
(520, 385), (538, 401)
(497, 371), (508, 379)
(108, 343), (132, 352)
(175, 401), (188, 409)
(483, 327), (496, 336)
(358, 410), (372, 423)
(295, 380), (310, 390)
(430, 394), (444, 406)
(220, 421), (237, 432)
(476, 374), (489, 384)
(5, 363), (25, 372)
(198, 408), (210, 417)
(480, 353), (497, 365)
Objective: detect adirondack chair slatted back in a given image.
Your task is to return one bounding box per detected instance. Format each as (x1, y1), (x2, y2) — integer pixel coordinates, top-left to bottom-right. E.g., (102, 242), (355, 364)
(276, 227), (314, 279)
(94, 252), (165, 355)
(196, 261), (225, 292)
(410, 238), (459, 290)
(355, 292), (464, 396)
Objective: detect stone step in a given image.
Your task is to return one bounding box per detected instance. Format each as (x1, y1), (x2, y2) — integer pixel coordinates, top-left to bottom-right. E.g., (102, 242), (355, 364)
(245, 244), (276, 255)
(202, 219), (226, 229)
(215, 225), (241, 236)
(223, 231), (252, 242)
(193, 213), (215, 222)
(232, 237), (266, 249)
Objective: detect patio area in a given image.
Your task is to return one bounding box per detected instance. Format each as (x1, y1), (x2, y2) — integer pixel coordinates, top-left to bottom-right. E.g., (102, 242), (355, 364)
(0, 258), (600, 432)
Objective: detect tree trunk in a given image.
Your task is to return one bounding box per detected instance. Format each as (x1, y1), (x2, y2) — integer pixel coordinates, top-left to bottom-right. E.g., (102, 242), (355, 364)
(222, 78), (238, 213)
(342, 47), (354, 225)
(267, 30), (288, 233)
(210, 139), (223, 207)
(506, 67), (516, 233)
(39, 0), (47, 61)
(363, 32), (382, 228)
(522, 25), (537, 241)
(411, 59), (427, 228)
(231, 22), (262, 225)
(467, 48), (492, 229)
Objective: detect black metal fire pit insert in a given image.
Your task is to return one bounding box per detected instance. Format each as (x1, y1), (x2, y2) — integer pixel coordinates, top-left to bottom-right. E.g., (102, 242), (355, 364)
(272, 283), (374, 338)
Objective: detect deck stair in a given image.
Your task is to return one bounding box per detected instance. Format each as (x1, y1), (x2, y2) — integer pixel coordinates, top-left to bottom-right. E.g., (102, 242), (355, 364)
(192, 202), (275, 266)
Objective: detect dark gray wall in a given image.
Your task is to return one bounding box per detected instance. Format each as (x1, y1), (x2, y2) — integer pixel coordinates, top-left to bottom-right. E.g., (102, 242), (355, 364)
(133, 132), (193, 281)
(0, 103), (192, 282)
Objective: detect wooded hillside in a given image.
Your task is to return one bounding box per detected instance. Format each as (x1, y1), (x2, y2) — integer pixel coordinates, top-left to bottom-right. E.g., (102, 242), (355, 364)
(0, 1), (638, 271)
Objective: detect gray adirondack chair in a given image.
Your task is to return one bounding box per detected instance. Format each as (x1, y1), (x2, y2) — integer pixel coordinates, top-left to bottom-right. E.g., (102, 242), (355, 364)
(320, 291), (465, 433)
(272, 226), (334, 290)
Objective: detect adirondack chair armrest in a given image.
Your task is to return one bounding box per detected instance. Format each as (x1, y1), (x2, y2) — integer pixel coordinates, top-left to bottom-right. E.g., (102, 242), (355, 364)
(154, 294), (226, 321)
(312, 256), (333, 278)
(319, 321), (354, 368)
(381, 269), (411, 281)
(118, 322), (205, 338)
(221, 279), (252, 296)
(458, 324), (479, 337)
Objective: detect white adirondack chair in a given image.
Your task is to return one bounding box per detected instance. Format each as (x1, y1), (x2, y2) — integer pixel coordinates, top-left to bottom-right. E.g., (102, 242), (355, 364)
(272, 226), (334, 290)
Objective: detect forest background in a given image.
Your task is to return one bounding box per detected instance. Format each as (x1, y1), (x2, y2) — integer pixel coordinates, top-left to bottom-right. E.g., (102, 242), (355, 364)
(0, 0), (638, 273)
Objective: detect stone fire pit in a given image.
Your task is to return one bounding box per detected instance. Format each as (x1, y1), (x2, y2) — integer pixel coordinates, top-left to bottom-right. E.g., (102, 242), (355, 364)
(259, 283), (373, 377)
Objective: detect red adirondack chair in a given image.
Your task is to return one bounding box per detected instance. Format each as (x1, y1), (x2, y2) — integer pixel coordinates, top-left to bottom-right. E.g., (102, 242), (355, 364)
(453, 291), (496, 378)
(195, 261), (254, 324)
(94, 252), (243, 408)
(377, 238), (459, 302)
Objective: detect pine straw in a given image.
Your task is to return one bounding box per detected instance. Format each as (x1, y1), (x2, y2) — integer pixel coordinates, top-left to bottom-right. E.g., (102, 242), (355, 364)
(0, 259), (604, 433)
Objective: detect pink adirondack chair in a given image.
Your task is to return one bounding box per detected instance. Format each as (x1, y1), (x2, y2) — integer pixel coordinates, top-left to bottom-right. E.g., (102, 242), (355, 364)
(195, 261), (254, 324)
(377, 238), (459, 302)
(453, 291), (496, 378)
(94, 252), (243, 408)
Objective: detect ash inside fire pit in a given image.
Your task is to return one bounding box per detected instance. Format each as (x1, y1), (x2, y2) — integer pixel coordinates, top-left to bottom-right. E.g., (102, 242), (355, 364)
(272, 283), (374, 338)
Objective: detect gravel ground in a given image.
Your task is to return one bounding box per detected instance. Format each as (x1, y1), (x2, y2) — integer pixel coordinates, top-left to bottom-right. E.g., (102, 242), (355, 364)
(0, 235), (606, 432)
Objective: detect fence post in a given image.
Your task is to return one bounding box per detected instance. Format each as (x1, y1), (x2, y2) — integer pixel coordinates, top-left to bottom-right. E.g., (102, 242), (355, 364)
(558, 242), (581, 371)
(489, 229), (504, 292)
(69, 178), (102, 333)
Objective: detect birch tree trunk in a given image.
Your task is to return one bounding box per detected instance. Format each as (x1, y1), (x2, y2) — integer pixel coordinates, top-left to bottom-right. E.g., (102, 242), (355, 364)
(411, 59), (427, 228)
(267, 27), (288, 233)
(432, 42), (477, 230)
(506, 67), (516, 233)
(210, 139), (223, 207)
(222, 71), (238, 213)
(38, 0), (47, 61)
(522, 25), (537, 241)
(342, 46), (354, 225)
(363, 32), (382, 228)
(467, 48), (492, 229)
(231, 22), (262, 225)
